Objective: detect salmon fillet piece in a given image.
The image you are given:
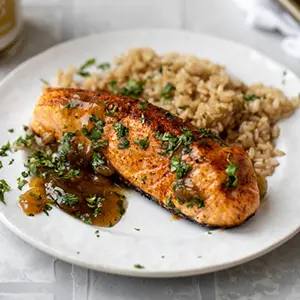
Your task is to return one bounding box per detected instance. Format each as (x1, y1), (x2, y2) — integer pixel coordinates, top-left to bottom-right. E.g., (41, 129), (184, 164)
(31, 88), (260, 227)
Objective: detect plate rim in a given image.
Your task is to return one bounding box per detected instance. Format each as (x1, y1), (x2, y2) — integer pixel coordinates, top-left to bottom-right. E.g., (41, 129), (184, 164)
(1, 28), (300, 278)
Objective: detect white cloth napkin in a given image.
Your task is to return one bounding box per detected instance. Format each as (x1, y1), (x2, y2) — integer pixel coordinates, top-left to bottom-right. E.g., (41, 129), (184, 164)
(233, 0), (300, 59)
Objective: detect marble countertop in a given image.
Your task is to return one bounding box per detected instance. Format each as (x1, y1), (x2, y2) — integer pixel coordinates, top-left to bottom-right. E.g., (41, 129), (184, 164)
(1, 0), (300, 299)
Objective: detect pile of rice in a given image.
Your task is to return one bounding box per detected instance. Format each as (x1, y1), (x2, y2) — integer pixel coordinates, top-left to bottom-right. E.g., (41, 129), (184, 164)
(56, 48), (300, 177)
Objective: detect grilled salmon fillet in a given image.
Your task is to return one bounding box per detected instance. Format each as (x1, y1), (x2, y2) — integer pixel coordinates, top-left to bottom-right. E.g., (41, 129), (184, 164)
(31, 87), (260, 227)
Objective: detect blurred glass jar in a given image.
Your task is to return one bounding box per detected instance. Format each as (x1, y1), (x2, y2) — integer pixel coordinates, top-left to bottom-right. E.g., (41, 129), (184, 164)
(0, 0), (23, 57)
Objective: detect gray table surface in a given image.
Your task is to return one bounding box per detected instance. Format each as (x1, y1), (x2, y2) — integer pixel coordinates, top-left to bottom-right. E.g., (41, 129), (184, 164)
(1, 0), (300, 299)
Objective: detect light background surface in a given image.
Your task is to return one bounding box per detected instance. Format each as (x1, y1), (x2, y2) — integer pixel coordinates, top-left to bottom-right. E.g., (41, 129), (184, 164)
(0, 0), (300, 299)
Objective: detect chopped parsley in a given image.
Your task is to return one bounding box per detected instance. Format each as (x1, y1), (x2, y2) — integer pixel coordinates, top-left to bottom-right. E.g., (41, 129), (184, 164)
(282, 70), (287, 85)
(134, 228), (140, 231)
(141, 176), (146, 183)
(62, 169), (80, 179)
(138, 102), (147, 110)
(92, 152), (105, 171)
(23, 125), (29, 131)
(113, 123), (130, 149)
(134, 136), (149, 149)
(0, 142), (10, 156)
(17, 177), (28, 190)
(198, 128), (224, 145)
(117, 199), (126, 216)
(134, 264), (144, 269)
(0, 180), (10, 204)
(158, 66), (163, 74)
(29, 192), (42, 200)
(155, 127), (193, 157)
(21, 171), (29, 178)
(106, 105), (117, 116)
(113, 123), (128, 138)
(64, 100), (79, 109)
(60, 193), (80, 206)
(178, 105), (188, 110)
(108, 80), (118, 94)
(160, 82), (175, 101)
(89, 114), (99, 122)
(167, 195), (175, 208)
(43, 204), (52, 216)
(186, 197), (204, 209)
(59, 131), (77, 154)
(118, 137), (130, 149)
(8, 128), (14, 133)
(97, 62), (111, 71)
(40, 78), (49, 85)
(82, 120), (105, 140)
(8, 159), (14, 165)
(224, 155), (238, 188)
(207, 231), (212, 235)
(13, 133), (35, 150)
(120, 79), (146, 98)
(0, 161), (2, 169)
(243, 94), (258, 101)
(78, 58), (96, 77)
(170, 156), (192, 179)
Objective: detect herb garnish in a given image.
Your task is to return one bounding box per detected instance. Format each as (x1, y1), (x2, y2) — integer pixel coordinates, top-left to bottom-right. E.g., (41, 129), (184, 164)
(106, 105), (117, 116)
(113, 123), (128, 138)
(134, 136), (149, 149)
(64, 100), (79, 109)
(155, 127), (193, 157)
(97, 62), (111, 71)
(8, 128), (14, 133)
(120, 79), (146, 98)
(118, 137), (130, 149)
(92, 152), (105, 172)
(108, 80), (118, 94)
(117, 199), (126, 216)
(134, 228), (140, 231)
(134, 264), (144, 269)
(167, 195), (175, 208)
(113, 123), (130, 149)
(141, 176), (146, 183)
(29, 192), (42, 200)
(160, 82), (175, 101)
(224, 154), (238, 188)
(21, 171), (29, 178)
(178, 105), (188, 110)
(14, 133), (35, 150)
(17, 177), (28, 190)
(60, 193), (80, 206)
(82, 120), (105, 141)
(0, 142), (10, 156)
(8, 159), (14, 165)
(282, 70), (287, 85)
(170, 156), (192, 179)
(186, 197), (204, 209)
(138, 102), (147, 110)
(0, 161), (2, 169)
(0, 180), (10, 204)
(158, 66), (163, 74)
(43, 204), (52, 216)
(243, 94), (258, 101)
(78, 58), (96, 77)
(40, 78), (49, 85)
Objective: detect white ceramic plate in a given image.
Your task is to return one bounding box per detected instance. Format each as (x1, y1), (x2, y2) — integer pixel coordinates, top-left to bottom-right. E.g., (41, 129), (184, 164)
(0, 29), (300, 278)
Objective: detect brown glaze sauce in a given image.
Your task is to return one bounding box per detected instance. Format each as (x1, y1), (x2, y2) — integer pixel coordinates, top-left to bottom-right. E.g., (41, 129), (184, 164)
(19, 96), (126, 227)
(19, 174), (126, 227)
